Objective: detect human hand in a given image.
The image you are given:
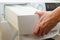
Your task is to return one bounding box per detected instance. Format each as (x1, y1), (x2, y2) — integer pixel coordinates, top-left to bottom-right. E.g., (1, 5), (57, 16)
(33, 8), (60, 37)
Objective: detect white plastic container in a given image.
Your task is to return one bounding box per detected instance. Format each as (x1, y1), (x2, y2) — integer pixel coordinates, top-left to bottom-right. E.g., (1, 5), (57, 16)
(5, 6), (39, 35)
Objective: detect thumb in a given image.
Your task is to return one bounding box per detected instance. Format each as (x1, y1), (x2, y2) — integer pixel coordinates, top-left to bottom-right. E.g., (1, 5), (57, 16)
(35, 11), (46, 17)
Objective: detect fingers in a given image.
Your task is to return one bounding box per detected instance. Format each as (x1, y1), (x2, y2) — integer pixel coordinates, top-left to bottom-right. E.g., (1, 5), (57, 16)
(33, 20), (40, 36)
(35, 11), (46, 17)
(35, 11), (52, 17)
(39, 21), (48, 36)
(43, 21), (58, 35)
(41, 23), (47, 36)
(33, 14), (47, 36)
(43, 23), (51, 35)
(33, 26), (40, 36)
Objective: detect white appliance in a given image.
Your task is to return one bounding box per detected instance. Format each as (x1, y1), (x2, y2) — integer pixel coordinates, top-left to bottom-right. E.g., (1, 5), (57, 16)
(5, 6), (39, 34)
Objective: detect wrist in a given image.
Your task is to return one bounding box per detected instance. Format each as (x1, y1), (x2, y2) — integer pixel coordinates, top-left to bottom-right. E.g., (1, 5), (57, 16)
(57, 7), (60, 22)
(53, 6), (60, 22)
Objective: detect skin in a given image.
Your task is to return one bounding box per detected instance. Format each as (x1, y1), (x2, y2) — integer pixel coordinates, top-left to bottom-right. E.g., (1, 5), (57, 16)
(33, 6), (60, 37)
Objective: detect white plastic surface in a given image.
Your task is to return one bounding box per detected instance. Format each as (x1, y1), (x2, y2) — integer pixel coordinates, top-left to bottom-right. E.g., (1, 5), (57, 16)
(6, 6), (38, 16)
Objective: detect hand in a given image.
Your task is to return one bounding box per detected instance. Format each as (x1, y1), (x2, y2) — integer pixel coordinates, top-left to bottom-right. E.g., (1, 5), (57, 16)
(33, 9), (60, 37)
